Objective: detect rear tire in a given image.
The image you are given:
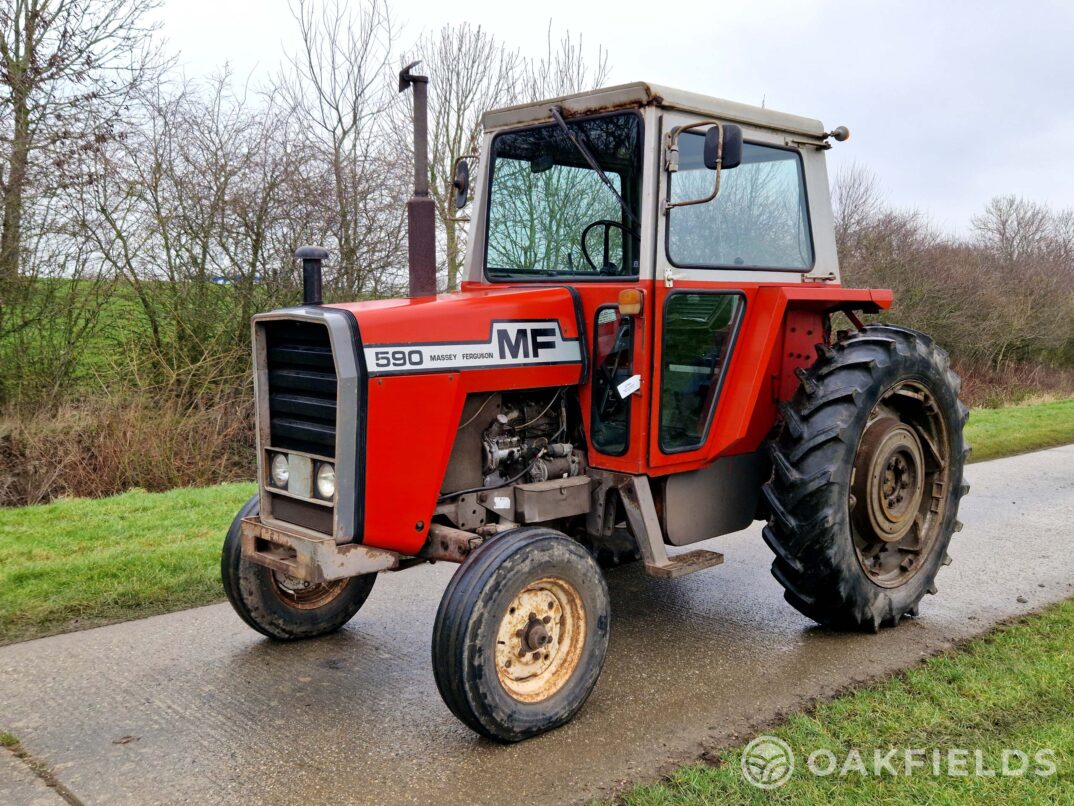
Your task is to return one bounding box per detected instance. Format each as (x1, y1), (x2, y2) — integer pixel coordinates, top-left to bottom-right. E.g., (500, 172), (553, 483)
(221, 495), (377, 640)
(432, 526), (610, 742)
(762, 325), (970, 631)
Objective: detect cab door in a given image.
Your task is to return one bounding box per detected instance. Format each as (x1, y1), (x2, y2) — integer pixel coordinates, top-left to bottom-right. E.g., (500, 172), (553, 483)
(647, 111), (749, 471)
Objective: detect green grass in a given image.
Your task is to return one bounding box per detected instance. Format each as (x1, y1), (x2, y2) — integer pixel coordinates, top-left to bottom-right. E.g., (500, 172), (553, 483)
(0, 482), (255, 644)
(614, 600), (1074, 805)
(0, 731), (18, 748)
(963, 398), (1074, 462)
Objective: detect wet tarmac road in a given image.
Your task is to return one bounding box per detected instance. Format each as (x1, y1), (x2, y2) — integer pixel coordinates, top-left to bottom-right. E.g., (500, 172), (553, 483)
(1, 446), (1073, 805)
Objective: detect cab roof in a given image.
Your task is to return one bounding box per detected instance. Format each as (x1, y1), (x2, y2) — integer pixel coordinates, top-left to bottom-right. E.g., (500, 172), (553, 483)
(481, 81), (826, 140)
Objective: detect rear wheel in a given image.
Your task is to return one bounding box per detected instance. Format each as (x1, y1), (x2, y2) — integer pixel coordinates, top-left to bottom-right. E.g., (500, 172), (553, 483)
(762, 325), (970, 631)
(221, 495), (377, 640)
(432, 526), (610, 742)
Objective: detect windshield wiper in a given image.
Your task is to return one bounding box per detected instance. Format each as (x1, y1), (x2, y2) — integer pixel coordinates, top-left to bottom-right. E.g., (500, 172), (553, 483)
(549, 106), (640, 232)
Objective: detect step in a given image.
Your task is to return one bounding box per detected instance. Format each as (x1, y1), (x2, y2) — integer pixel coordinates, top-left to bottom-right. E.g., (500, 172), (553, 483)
(644, 549), (725, 579)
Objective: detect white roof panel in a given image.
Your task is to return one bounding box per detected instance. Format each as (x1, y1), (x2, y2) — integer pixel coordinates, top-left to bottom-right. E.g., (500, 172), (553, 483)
(481, 81), (826, 138)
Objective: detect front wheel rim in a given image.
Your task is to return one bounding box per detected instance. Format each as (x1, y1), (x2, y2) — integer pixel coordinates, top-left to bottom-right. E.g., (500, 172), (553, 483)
(270, 572), (349, 610)
(494, 576), (586, 703)
(850, 380), (950, 588)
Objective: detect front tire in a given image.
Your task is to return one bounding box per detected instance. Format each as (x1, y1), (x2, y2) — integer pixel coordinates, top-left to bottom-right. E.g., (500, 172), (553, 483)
(762, 325), (970, 631)
(432, 526), (610, 742)
(221, 495), (377, 640)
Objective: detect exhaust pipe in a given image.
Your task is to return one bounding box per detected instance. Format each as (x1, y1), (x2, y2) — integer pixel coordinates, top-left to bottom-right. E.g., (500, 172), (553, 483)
(399, 61), (437, 298)
(295, 245), (327, 305)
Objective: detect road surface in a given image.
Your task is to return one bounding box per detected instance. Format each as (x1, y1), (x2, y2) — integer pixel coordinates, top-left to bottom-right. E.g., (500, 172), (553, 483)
(1, 446), (1073, 805)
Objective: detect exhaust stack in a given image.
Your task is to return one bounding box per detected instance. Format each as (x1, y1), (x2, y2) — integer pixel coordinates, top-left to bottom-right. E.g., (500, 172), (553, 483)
(399, 61), (437, 298)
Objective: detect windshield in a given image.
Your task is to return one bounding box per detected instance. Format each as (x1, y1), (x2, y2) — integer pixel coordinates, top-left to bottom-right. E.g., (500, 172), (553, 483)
(667, 135), (813, 270)
(485, 112), (642, 279)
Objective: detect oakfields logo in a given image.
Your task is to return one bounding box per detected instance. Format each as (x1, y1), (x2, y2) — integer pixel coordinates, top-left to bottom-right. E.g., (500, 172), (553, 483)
(741, 736), (795, 789)
(740, 737), (1058, 789)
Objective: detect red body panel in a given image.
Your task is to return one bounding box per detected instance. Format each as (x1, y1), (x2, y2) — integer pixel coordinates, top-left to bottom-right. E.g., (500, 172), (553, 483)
(328, 282), (891, 554)
(331, 287), (587, 554)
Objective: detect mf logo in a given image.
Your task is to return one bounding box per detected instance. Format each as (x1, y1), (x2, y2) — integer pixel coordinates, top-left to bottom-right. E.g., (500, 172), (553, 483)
(496, 326), (557, 360)
(364, 320), (580, 375)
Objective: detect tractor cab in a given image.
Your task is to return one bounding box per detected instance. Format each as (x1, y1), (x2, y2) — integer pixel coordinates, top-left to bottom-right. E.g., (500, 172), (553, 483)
(454, 84), (853, 493)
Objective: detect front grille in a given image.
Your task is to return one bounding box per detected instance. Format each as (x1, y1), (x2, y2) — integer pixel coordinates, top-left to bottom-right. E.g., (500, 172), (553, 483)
(263, 320), (337, 457)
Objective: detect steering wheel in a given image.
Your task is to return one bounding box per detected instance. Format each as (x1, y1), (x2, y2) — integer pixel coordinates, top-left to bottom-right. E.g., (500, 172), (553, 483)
(581, 220), (638, 274)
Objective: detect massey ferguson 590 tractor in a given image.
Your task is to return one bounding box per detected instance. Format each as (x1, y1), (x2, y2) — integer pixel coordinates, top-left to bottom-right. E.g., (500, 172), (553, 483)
(222, 69), (969, 742)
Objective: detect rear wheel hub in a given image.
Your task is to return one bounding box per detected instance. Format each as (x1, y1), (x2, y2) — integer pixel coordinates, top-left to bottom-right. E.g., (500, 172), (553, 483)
(850, 381), (950, 588)
(854, 417), (925, 543)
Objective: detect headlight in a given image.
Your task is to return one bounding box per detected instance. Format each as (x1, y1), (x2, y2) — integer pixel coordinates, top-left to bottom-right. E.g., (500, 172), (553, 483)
(270, 453), (290, 488)
(315, 462), (336, 499)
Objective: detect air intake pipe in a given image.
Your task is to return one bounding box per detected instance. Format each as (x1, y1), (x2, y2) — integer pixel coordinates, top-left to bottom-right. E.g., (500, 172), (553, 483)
(295, 245), (327, 306)
(399, 61), (437, 298)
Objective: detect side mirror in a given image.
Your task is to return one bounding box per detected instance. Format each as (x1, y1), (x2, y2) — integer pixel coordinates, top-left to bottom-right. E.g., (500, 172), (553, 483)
(703, 123), (742, 170)
(665, 120), (743, 211)
(452, 157), (472, 210)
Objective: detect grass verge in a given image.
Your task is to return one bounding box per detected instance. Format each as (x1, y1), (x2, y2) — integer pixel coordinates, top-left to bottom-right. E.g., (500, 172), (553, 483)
(614, 599), (1074, 805)
(0, 398), (1072, 645)
(0, 482), (254, 644)
(963, 398), (1074, 462)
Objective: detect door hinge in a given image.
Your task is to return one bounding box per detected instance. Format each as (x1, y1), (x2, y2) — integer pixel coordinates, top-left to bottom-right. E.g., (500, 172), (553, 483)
(664, 267), (674, 288)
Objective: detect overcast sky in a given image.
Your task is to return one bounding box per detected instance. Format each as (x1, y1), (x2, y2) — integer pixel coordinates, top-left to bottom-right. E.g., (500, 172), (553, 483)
(156, 0), (1074, 234)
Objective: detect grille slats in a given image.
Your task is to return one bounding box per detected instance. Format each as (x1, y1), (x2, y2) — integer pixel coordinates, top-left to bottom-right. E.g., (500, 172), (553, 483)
(268, 368), (337, 395)
(268, 344), (335, 368)
(270, 417), (336, 448)
(270, 392), (337, 421)
(264, 321), (337, 457)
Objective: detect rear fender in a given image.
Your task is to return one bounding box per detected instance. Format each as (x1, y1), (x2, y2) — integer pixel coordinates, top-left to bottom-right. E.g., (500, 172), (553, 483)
(698, 285), (893, 462)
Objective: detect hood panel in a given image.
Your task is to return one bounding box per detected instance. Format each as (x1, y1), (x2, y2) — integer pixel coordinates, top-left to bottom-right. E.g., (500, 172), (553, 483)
(329, 286), (584, 377)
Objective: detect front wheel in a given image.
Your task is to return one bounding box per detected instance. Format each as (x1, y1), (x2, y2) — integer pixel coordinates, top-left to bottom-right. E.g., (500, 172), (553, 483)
(221, 495), (376, 640)
(432, 526), (610, 742)
(762, 325), (970, 631)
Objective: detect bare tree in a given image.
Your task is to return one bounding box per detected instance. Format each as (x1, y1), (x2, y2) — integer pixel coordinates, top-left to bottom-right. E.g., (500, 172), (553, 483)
(281, 0), (407, 297)
(831, 162), (883, 259)
(972, 195), (1053, 263)
(520, 23), (610, 101)
(0, 0), (162, 281)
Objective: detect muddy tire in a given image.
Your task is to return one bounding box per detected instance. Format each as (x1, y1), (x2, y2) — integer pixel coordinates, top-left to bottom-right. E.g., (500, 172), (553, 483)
(432, 526), (610, 742)
(221, 495), (376, 640)
(762, 325), (970, 631)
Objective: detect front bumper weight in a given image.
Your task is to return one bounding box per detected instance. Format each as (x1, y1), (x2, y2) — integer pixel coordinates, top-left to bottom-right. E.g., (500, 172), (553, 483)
(240, 517), (399, 583)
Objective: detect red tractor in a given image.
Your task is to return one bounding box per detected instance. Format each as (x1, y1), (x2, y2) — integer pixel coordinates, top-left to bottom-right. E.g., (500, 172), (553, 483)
(222, 70), (969, 742)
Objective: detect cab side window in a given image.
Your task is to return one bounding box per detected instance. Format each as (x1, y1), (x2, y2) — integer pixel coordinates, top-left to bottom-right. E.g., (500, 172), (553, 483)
(659, 293), (743, 452)
(591, 306), (633, 455)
